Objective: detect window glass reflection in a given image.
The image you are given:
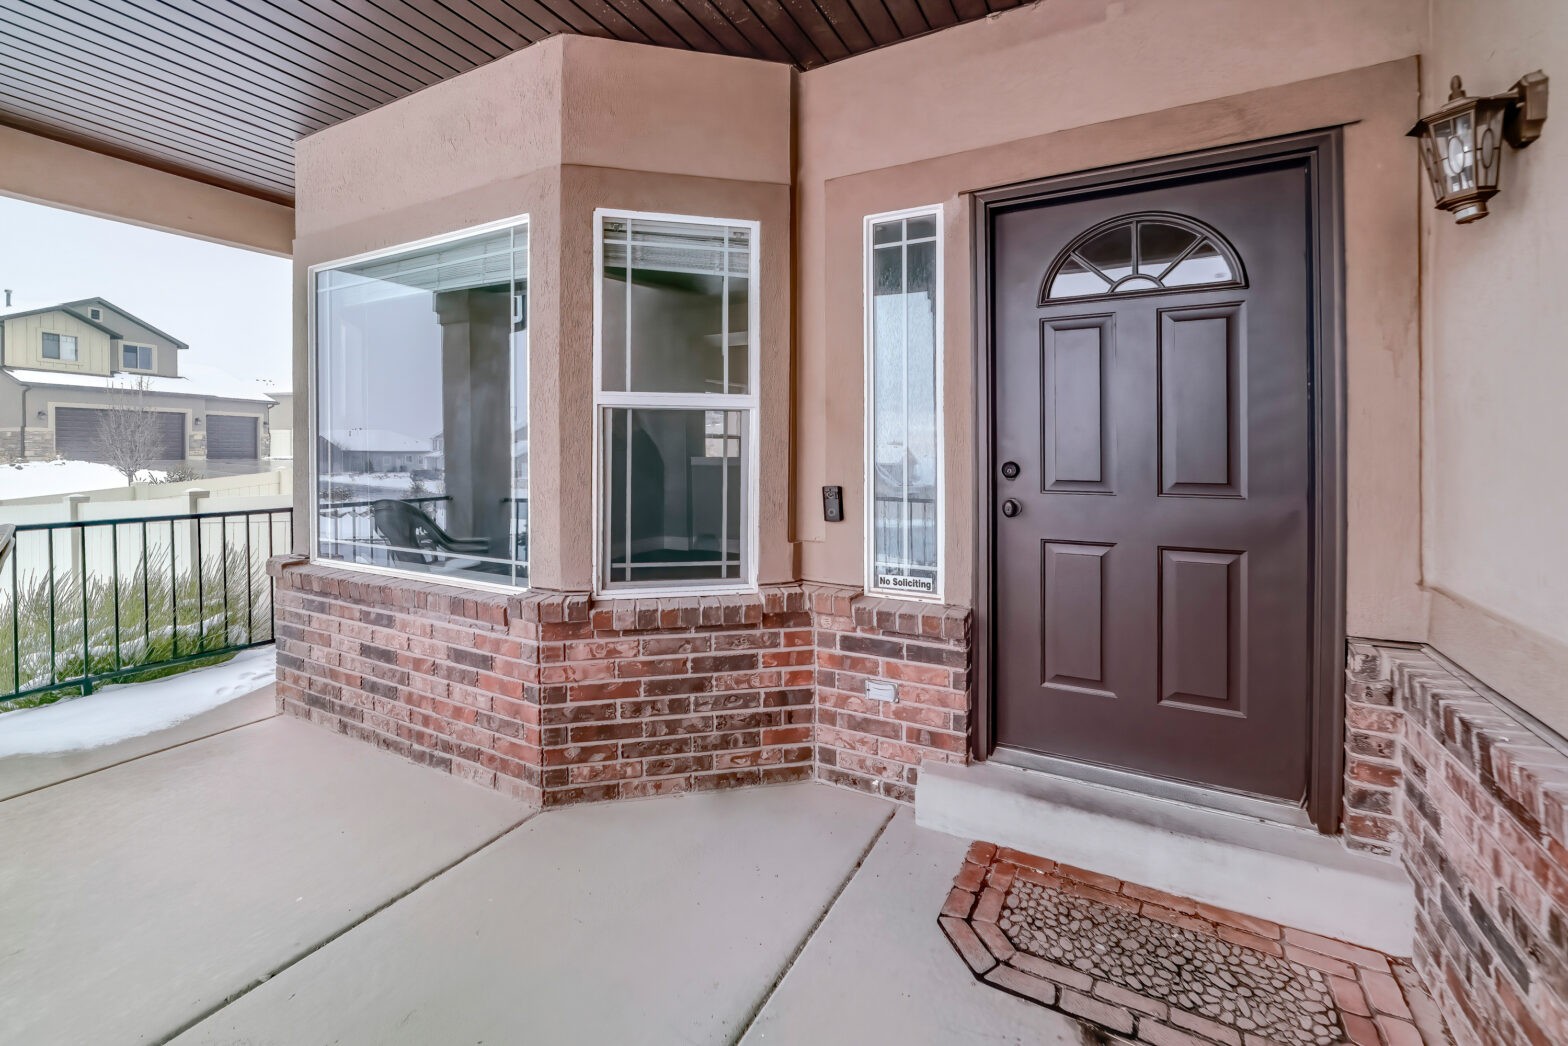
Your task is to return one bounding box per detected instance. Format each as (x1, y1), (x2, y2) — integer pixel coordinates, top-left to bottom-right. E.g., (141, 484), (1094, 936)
(315, 224), (529, 587)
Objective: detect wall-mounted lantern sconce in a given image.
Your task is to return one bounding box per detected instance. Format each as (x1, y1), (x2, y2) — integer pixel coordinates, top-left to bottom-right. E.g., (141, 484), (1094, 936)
(194, 417), (203, 429)
(35, 410), (46, 422)
(1410, 72), (1549, 223)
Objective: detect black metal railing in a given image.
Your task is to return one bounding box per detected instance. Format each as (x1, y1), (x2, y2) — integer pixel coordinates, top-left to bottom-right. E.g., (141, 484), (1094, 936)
(0, 507), (292, 703)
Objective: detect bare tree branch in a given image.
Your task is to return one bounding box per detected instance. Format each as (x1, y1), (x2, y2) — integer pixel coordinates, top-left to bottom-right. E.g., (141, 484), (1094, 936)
(95, 378), (164, 486)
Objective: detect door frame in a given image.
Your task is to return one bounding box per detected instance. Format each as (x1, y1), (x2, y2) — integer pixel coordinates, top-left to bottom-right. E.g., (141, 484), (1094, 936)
(969, 131), (1347, 833)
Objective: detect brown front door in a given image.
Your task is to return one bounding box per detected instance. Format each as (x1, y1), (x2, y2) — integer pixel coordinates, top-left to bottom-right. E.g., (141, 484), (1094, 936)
(990, 158), (1315, 804)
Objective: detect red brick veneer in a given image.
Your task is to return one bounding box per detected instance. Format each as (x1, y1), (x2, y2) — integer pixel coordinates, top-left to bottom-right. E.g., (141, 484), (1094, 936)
(526, 584), (816, 805)
(269, 559), (544, 801)
(1347, 642), (1568, 1046)
(809, 583), (970, 803)
(267, 559), (968, 807)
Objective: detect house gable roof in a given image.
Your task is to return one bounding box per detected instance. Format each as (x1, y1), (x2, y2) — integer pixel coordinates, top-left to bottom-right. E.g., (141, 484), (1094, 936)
(0, 303), (123, 338)
(61, 298), (189, 350)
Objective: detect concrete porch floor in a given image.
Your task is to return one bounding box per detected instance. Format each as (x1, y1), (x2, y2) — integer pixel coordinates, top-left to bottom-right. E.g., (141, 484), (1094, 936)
(0, 685), (1084, 1046)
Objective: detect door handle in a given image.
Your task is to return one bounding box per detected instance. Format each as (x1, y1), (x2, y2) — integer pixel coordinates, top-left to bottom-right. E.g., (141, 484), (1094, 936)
(1001, 499), (1021, 518)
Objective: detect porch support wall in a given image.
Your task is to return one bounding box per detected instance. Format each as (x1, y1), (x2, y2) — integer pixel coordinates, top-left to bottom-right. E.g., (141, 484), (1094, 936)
(267, 557), (967, 804)
(1346, 642), (1568, 1045)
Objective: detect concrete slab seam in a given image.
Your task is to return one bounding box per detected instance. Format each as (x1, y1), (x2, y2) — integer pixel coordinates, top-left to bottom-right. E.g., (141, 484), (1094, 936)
(728, 805), (898, 1044)
(149, 806), (539, 1046)
(0, 707), (280, 805)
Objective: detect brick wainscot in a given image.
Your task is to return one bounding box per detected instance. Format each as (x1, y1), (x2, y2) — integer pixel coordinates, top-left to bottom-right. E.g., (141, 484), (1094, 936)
(1346, 642), (1568, 1046)
(268, 559), (970, 807)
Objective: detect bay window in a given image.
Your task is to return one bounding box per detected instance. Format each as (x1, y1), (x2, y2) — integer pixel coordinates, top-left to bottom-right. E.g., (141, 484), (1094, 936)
(312, 219), (529, 588)
(866, 208), (942, 598)
(595, 212), (758, 592)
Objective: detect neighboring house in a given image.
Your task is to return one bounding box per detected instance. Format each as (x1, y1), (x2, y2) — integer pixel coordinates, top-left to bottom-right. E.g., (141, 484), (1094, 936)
(261, 383), (293, 459)
(423, 431), (445, 473)
(318, 428), (432, 474)
(0, 297), (274, 464)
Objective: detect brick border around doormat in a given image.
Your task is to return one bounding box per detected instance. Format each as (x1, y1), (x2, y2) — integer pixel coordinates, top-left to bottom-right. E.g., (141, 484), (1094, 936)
(940, 842), (1448, 1046)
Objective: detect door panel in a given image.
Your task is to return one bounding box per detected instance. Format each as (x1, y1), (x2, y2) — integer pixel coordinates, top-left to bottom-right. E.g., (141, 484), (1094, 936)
(1158, 305), (1243, 496)
(1158, 547), (1245, 713)
(1041, 317), (1112, 492)
(991, 161), (1313, 803)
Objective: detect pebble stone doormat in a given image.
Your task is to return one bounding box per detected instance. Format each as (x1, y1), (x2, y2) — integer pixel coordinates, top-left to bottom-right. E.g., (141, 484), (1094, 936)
(940, 843), (1450, 1046)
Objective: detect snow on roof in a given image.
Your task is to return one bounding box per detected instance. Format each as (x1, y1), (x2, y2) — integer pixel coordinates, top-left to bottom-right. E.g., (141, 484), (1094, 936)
(0, 367), (275, 404)
(324, 428), (432, 453)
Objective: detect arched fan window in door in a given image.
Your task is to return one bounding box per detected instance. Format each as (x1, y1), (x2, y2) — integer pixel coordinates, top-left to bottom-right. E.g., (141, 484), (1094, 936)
(1039, 212), (1246, 304)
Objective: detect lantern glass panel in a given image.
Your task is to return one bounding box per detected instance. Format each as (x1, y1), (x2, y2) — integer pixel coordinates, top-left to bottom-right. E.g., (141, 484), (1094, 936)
(1433, 111), (1477, 196)
(1474, 104), (1506, 190)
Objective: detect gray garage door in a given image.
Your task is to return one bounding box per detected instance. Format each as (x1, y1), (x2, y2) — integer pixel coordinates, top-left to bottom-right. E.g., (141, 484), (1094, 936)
(54, 407), (185, 461)
(206, 415), (259, 459)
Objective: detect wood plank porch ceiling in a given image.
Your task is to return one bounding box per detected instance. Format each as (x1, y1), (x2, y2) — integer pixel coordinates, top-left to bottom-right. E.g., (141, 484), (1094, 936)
(0, 0), (1027, 205)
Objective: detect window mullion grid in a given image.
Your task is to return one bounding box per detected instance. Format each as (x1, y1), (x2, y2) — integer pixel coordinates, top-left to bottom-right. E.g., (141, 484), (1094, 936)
(595, 212), (759, 593)
(624, 408), (632, 584)
(595, 391), (755, 410)
(719, 231), (731, 572)
(508, 226), (517, 588)
(720, 408), (729, 579)
(722, 229), (731, 396)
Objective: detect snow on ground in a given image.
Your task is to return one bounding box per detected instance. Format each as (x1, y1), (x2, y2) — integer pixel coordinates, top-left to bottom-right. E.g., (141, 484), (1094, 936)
(322, 472), (442, 494)
(0, 459), (166, 501)
(0, 647), (274, 756)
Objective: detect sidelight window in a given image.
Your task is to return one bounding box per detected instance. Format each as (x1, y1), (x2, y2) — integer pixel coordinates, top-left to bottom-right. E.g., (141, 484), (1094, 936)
(312, 219), (530, 589)
(865, 207), (942, 599)
(595, 211), (758, 593)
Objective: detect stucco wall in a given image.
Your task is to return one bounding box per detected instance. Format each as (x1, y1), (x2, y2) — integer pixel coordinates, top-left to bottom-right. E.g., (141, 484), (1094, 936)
(1419, 0), (1568, 733)
(291, 36), (792, 592)
(0, 124), (292, 256)
(795, 0), (1427, 639)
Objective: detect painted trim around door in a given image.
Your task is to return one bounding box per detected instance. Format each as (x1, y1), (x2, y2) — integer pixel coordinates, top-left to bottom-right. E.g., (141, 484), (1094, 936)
(969, 131), (1347, 834)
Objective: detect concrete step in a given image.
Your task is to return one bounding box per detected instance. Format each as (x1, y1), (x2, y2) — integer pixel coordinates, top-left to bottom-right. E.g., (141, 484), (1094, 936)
(915, 760), (1415, 956)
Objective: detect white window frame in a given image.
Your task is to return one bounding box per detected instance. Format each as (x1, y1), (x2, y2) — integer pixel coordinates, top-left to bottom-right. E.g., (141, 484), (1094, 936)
(121, 342), (155, 370)
(863, 204), (945, 602)
(305, 213), (531, 595)
(591, 208), (762, 597)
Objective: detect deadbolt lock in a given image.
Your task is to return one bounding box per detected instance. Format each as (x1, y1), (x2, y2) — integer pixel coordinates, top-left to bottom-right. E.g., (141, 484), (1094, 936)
(1001, 461), (1020, 480)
